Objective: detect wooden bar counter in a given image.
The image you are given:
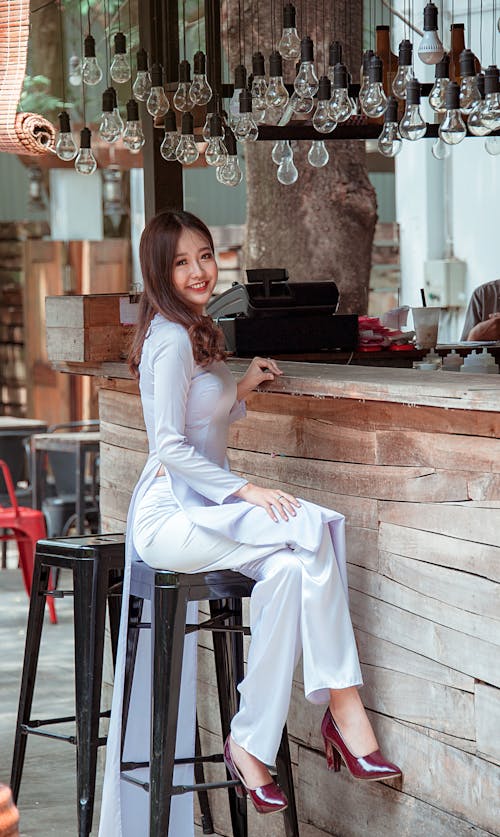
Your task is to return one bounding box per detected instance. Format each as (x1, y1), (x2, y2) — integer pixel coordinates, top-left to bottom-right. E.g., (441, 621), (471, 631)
(55, 356), (500, 837)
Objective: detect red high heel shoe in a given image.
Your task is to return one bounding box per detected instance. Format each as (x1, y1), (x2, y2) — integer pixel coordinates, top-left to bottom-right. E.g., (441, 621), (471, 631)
(321, 708), (402, 781)
(223, 736), (288, 815)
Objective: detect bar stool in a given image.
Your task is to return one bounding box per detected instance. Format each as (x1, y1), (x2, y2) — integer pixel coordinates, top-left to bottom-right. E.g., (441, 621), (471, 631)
(122, 559), (299, 837)
(10, 534), (125, 837)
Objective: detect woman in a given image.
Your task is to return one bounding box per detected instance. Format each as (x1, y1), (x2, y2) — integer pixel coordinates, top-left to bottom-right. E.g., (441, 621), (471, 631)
(99, 210), (401, 835)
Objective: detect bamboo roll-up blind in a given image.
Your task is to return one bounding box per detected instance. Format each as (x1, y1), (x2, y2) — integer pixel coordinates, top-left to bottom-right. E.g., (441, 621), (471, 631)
(0, 0), (55, 154)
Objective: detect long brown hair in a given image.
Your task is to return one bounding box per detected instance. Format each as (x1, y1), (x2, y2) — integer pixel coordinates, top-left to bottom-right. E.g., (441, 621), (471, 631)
(128, 210), (227, 377)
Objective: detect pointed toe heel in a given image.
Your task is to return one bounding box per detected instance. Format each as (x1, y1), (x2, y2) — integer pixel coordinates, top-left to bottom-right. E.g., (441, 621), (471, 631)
(223, 735), (288, 815)
(321, 708), (402, 782)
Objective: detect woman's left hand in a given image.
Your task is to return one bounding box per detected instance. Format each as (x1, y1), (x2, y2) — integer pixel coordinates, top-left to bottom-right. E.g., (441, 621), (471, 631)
(236, 356), (283, 401)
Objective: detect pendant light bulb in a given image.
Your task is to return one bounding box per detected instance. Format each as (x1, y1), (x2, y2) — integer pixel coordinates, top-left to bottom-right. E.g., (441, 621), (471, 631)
(362, 55), (388, 118)
(233, 90), (259, 142)
(99, 88), (122, 143)
(329, 63), (353, 122)
(377, 97), (403, 157)
(229, 65), (248, 127)
(278, 4), (301, 61)
(484, 136), (500, 155)
(459, 50), (481, 113)
(216, 128), (243, 186)
(359, 50), (374, 107)
(438, 82), (466, 144)
(122, 99), (145, 153)
(265, 52), (289, 118)
(307, 140), (329, 168)
(110, 32), (131, 84)
(68, 55), (82, 87)
(431, 138), (450, 159)
(399, 79), (427, 140)
(271, 140), (293, 165)
(160, 111), (180, 161)
(205, 114), (227, 165)
(133, 49), (152, 101)
(251, 52), (268, 123)
(294, 37), (319, 97)
(173, 60), (194, 112)
(190, 52), (212, 105)
(82, 35), (103, 85)
(417, 2), (444, 65)
(277, 157), (299, 185)
(290, 90), (315, 114)
(312, 77), (337, 133)
(75, 127), (97, 175)
(147, 65), (169, 117)
(392, 40), (414, 100)
(428, 54), (450, 113)
(468, 74), (490, 136)
(479, 67), (500, 131)
(175, 112), (199, 164)
(55, 111), (78, 161)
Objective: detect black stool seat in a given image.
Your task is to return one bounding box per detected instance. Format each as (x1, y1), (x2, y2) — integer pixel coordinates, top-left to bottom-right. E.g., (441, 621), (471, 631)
(10, 534), (125, 837)
(123, 560), (299, 837)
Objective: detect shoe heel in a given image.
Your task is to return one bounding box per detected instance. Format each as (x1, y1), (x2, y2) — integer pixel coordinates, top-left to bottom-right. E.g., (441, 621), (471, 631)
(224, 757), (247, 798)
(324, 737), (341, 772)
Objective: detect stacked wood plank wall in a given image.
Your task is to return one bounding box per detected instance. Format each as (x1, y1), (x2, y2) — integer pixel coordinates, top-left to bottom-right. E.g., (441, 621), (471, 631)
(98, 382), (500, 837)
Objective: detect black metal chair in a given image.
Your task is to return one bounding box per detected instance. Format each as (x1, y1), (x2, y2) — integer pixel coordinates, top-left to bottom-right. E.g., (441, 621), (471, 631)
(122, 559), (299, 837)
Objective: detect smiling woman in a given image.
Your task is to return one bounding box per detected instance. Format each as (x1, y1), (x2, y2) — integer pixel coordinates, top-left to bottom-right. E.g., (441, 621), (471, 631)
(171, 228), (218, 314)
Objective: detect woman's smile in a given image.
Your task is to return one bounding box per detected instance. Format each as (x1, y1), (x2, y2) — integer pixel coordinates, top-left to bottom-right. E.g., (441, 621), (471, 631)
(172, 228), (218, 313)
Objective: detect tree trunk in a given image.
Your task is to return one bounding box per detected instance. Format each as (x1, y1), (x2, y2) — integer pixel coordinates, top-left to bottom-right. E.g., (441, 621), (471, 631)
(224, 0), (377, 314)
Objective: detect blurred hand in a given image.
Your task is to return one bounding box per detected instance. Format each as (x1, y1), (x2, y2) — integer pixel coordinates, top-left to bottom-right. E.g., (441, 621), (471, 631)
(236, 356), (283, 401)
(467, 313), (500, 341)
(233, 483), (301, 522)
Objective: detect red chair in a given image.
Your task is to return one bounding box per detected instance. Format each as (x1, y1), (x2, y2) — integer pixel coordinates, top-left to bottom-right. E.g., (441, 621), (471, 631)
(0, 459), (56, 624)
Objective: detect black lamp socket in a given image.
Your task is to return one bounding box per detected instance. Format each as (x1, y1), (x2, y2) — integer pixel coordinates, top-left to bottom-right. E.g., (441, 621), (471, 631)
(423, 2), (439, 32)
(484, 67), (500, 96)
(151, 64), (163, 87)
(179, 60), (191, 83)
(333, 62), (348, 89)
(435, 53), (450, 78)
(317, 76), (332, 100)
(252, 51), (265, 76)
(80, 127), (92, 148)
(126, 99), (139, 121)
(193, 51), (206, 75)
(269, 51), (283, 77)
(181, 112), (194, 135)
(384, 97), (399, 122)
(398, 39), (413, 66)
(459, 49), (475, 78)
(234, 64), (247, 89)
(58, 111), (71, 133)
(300, 36), (314, 62)
(164, 110), (177, 133)
(239, 88), (253, 113)
(84, 34), (96, 58)
(209, 113), (223, 137)
(283, 3), (296, 29)
(362, 49), (375, 74)
(329, 40), (342, 66)
(137, 48), (148, 71)
(102, 89), (114, 113)
(224, 127), (237, 156)
(368, 56), (383, 84)
(114, 32), (126, 55)
(444, 81), (460, 110)
(406, 79), (421, 105)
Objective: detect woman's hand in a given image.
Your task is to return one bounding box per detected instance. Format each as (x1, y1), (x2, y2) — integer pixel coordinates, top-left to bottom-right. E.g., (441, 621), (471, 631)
(236, 356), (283, 402)
(233, 482), (301, 522)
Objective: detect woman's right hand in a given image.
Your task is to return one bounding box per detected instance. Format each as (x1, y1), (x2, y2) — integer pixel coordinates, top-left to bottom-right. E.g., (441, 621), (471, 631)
(233, 482), (301, 522)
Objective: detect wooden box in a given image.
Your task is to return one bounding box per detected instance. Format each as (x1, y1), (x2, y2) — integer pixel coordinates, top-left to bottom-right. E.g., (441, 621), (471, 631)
(45, 293), (136, 363)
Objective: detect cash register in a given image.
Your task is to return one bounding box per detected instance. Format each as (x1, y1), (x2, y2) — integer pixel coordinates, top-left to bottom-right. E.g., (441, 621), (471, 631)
(207, 268), (358, 355)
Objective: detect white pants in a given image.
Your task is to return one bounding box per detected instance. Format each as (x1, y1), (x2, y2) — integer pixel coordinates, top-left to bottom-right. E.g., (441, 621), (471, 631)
(134, 493), (362, 766)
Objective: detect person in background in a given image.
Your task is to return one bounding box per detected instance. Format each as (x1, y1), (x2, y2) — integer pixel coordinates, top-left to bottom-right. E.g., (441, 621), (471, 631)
(0, 785), (19, 837)
(461, 279), (500, 341)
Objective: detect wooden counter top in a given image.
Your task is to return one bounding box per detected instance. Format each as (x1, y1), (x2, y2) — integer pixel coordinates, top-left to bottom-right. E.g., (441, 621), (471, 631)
(53, 357), (500, 413)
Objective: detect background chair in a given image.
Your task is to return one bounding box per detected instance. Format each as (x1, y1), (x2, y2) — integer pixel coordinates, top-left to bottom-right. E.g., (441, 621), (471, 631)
(0, 434), (33, 570)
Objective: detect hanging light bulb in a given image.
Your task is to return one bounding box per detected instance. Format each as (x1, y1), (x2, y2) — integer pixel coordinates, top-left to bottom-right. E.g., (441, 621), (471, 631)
(110, 86), (124, 135)
(216, 128), (243, 186)
(277, 156), (299, 185)
(431, 138), (450, 159)
(175, 112), (199, 164)
(308, 140), (329, 167)
(479, 66), (500, 132)
(205, 113), (227, 165)
(75, 127), (97, 175)
(468, 74), (490, 136)
(484, 136), (500, 155)
(438, 81), (466, 144)
(459, 49), (481, 113)
(82, 34), (103, 85)
(399, 79), (427, 140)
(359, 49), (375, 109)
(147, 64), (169, 117)
(233, 89), (259, 142)
(190, 51), (212, 105)
(55, 111), (78, 161)
(160, 110), (180, 161)
(327, 41), (342, 84)
(68, 55), (82, 87)
(173, 60), (194, 112)
(271, 140), (293, 165)
(202, 98), (217, 141)
(294, 36), (319, 98)
(377, 97), (403, 157)
(313, 76), (337, 133)
(362, 55), (388, 118)
(251, 51), (268, 123)
(265, 52), (289, 120)
(289, 81), (315, 114)
(392, 40), (414, 100)
(99, 88), (122, 143)
(278, 3), (301, 61)
(122, 99), (145, 153)
(110, 32), (131, 84)
(229, 65), (247, 127)
(329, 63), (353, 122)
(133, 48), (152, 101)
(417, 2), (444, 65)
(429, 53), (450, 113)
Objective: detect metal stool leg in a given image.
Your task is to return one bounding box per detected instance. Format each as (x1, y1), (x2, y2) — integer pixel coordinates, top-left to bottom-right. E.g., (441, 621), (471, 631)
(10, 558), (51, 801)
(107, 569), (123, 670)
(149, 580), (187, 837)
(194, 717), (215, 835)
(276, 724), (300, 837)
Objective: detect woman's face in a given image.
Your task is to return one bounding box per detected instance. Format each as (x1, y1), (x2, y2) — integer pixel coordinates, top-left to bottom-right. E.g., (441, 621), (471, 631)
(171, 227), (218, 314)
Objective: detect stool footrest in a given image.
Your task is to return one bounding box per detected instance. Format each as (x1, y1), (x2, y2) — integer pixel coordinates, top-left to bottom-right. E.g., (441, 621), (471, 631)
(121, 772), (241, 795)
(121, 753), (224, 773)
(22, 710), (111, 728)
